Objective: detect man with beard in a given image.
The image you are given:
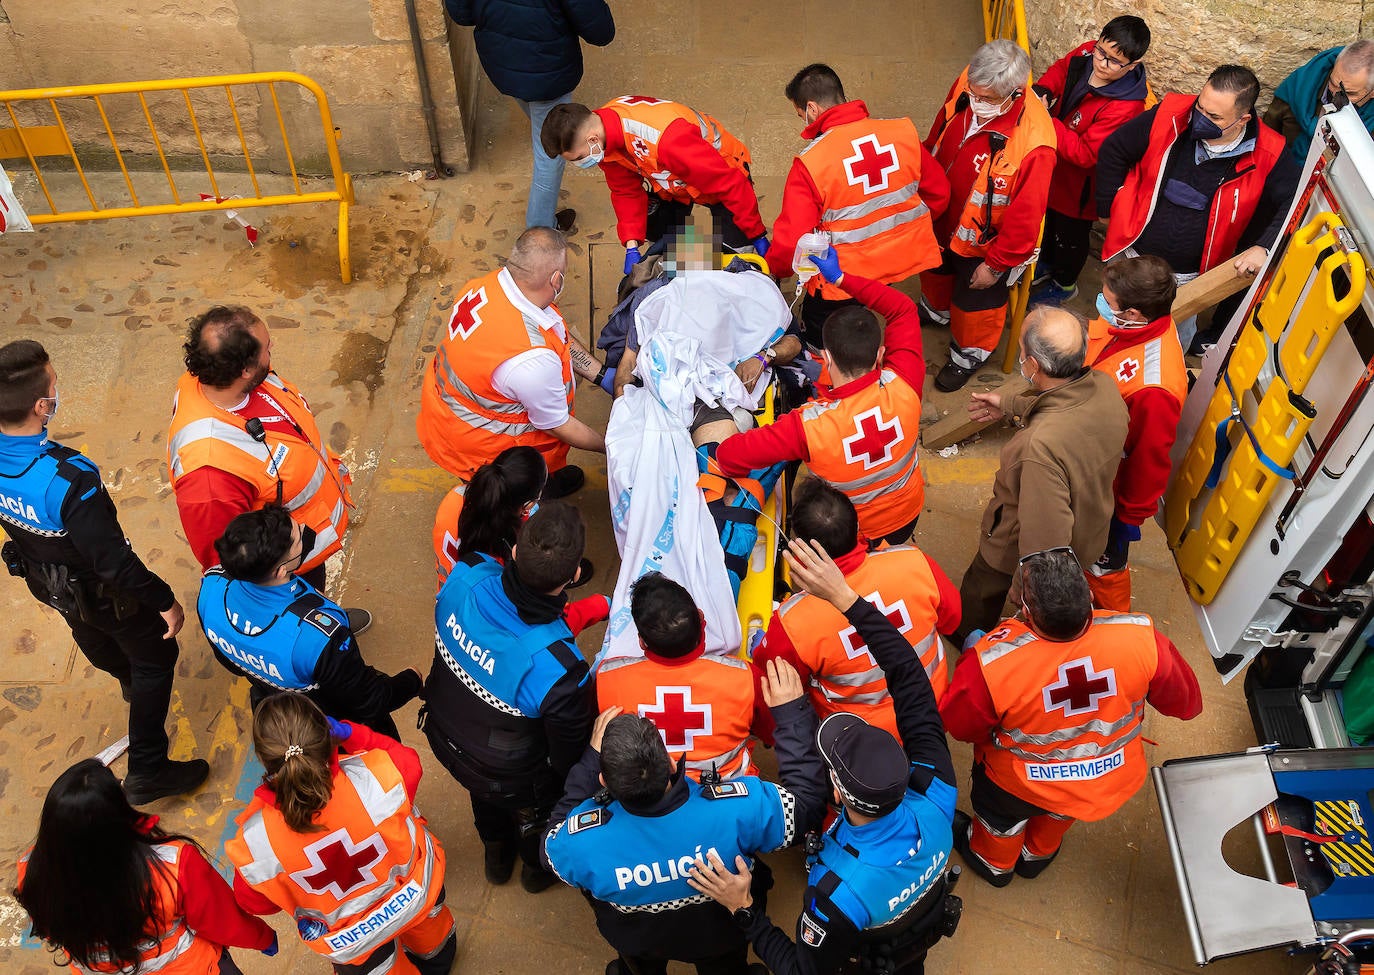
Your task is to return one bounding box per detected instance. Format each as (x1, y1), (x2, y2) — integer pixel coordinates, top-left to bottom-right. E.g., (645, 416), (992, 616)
(167, 306), (368, 629)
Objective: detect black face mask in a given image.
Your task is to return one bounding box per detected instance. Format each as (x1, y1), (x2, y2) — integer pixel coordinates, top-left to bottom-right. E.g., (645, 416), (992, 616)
(1190, 108), (1225, 141)
(298, 525), (318, 563)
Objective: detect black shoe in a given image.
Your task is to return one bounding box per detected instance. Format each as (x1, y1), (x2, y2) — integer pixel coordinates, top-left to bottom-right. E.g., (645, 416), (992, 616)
(119, 680), (132, 704)
(566, 557), (595, 590)
(604, 961), (626, 975)
(541, 465), (585, 500)
(520, 862), (559, 893)
(951, 810), (1013, 888)
(556, 208), (577, 235)
(1015, 846), (1061, 879)
(483, 842), (516, 885)
(124, 759), (210, 806)
(934, 359), (978, 393)
(345, 608), (373, 634)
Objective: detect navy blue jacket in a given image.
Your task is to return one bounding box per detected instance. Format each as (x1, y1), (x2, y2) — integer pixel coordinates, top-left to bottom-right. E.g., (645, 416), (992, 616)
(445, 0), (615, 103)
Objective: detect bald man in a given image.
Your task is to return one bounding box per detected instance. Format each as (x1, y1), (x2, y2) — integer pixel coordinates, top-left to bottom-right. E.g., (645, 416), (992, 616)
(418, 227), (608, 496)
(953, 307), (1129, 643)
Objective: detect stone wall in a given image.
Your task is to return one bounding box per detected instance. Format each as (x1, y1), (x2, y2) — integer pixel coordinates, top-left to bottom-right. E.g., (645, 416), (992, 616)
(1024, 0), (1367, 106)
(0, 0), (471, 175)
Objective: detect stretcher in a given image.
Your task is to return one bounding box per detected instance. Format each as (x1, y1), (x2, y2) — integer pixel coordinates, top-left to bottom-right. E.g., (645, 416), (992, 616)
(732, 381), (787, 658)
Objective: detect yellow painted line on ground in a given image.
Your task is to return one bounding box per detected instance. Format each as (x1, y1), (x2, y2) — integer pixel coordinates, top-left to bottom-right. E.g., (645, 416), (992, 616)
(378, 465), (456, 494)
(166, 690), (198, 762)
(202, 681), (251, 829)
(923, 455), (1000, 486)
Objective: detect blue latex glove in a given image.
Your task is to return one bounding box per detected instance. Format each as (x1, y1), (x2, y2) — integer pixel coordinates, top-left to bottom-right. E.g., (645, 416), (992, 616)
(807, 246), (843, 283)
(598, 367), (616, 395)
(326, 717), (352, 741)
(961, 629), (986, 651)
(623, 246), (643, 275)
(263, 934), (279, 957)
(752, 235), (770, 258)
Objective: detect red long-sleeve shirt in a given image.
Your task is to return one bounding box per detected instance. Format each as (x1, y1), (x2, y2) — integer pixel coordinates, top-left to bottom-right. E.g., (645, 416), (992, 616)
(767, 101), (951, 279)
(1090, 314), (1184, 526)
(940, 626), (1202, 744)
(232, 722), (425, 916)
(715, 272), (925, 477)
(925, 89), (1056, 272)
(596, 108), (766, 245)
(175, 466), (257, 570)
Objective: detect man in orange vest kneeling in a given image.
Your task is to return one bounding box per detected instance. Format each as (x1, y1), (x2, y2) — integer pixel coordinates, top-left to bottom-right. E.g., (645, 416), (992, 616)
(1085, 256), (1187, 611)
(597, 572), (764, 781)
(922, 40), (1057, 392)
(417, 228), (608, 497)
(756, 479), (960, 741)
(940, 550), (1201, 887)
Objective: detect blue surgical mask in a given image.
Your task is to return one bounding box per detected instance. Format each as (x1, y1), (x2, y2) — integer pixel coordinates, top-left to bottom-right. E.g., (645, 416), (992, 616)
(575, 139), (604, 169)
(1190, 108), (1225, 141)
(1095, 292), (1120, 327)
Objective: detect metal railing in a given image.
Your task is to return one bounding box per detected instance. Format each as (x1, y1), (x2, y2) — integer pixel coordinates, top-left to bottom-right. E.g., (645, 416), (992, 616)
(0, 72), (355, 283)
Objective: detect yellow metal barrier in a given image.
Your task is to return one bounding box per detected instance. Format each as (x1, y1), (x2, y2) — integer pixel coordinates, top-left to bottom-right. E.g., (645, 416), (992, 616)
(0, 72), (355, 283)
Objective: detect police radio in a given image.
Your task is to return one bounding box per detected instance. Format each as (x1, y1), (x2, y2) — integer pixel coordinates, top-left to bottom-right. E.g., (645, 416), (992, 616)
(244, 417), (285, 505)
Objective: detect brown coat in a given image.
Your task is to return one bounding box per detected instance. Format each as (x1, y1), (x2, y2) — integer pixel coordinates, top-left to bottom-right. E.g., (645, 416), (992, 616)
(978, 368), (1129, 575)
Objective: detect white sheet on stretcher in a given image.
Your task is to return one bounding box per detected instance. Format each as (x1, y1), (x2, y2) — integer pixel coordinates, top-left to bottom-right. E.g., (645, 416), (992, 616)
(599, 272), (791, 665)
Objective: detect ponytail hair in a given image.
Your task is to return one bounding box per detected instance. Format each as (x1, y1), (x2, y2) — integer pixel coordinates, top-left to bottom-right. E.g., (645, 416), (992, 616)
(252, 693), (335, 833)
(457, 446), (547, 562)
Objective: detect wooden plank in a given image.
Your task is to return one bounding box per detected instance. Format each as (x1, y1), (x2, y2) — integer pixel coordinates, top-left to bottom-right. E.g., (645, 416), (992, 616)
(923, 375), (1029, 450)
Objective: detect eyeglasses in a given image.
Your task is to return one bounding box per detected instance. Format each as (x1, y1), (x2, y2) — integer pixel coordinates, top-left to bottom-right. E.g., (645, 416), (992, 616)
(1093, 44), (1133, 70)
(1327, 76), (1374, 104)
(1018, 545), (1078, 567)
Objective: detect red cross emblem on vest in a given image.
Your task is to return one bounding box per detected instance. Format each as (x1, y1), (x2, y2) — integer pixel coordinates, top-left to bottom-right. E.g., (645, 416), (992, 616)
(839, 591), (913, 664)
(1043, 656), (1117, 717)
(630, 136), (651, 159)
(619, 95), (667, 106)
(842, 407), (904, 469)
(440, 530), (460, 571)
(639, 685), (712, 751)
(1115, 358), (1140, 383)
(842, 134), (900, 194)
(448, 286), (489, 341)
(289, 826), (388, 899)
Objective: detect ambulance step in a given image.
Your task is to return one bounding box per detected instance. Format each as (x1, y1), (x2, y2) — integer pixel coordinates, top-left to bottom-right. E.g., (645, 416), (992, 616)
(1245, 674), (1315, 749)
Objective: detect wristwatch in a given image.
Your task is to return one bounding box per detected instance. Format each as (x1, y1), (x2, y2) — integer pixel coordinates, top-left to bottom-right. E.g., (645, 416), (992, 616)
(732, 904), (757, 929)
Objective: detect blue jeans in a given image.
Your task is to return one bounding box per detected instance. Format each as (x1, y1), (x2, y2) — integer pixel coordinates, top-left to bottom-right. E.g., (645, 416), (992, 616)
(516, 93), (572, 229)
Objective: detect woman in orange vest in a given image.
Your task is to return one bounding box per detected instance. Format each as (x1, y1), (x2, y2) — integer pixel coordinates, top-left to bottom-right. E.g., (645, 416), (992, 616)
(226, 694), (456, 975)
(15, 758), (277, 975)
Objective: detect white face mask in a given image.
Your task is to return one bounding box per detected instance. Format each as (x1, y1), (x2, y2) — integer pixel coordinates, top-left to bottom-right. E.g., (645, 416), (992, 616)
(575, 139), (604, 169)
(551, 270), (566, 302)
(969, 93), (1011, 121)
(39, 389), (59, 424)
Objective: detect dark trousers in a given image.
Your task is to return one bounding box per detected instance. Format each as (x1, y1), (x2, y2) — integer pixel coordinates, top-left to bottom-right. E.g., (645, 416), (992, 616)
(64, 601), (178, 777)
(800, 292), (861, 351)
(873, 514), (920, 549)
(469, 793), (554, 873)
(246, 680), (402, 741)
(954, 550), (1015, 647)
(645, 195), (751, 250)
(619, 944), (749, 975)
(216, 950), (243, 975)
(1038, 209), (1094, 288)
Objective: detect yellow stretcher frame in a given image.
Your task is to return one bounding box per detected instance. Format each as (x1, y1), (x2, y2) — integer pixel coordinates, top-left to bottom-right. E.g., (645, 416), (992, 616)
(736, 381), (787, 659)
(0, 72), (355, 283)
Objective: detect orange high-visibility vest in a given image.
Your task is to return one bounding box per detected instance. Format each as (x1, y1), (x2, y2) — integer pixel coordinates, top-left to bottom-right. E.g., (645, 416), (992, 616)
(799, 369), (925, 539)
(930, 70), (1056, 261)
(417, 269), (574, 482)
(596, 653), (758, 780)
(799, 116), (941, 300)
(1086, 317), (1188, 407)
(226, 748), (445, 965)
(20, 840), (224, 975)
(973, 611), (1158, 821)
(775, 545), (946, 739)
(167, 372), (352, 574)
(600, 96), (752, 205)
(432, 483), (466, 591)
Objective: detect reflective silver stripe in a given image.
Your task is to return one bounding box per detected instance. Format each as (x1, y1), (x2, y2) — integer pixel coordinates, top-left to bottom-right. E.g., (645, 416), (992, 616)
(436, 633), (525, 717)
(341, 755), (408, 823)
(828, 205), (930, 246)
(822, 182), (921, 222)
(999, 704), (1144, 746)
(818, 664), (886, 688)
(283, 459), (326, 513)
(434, 380), (539, 437)
(1095, 613), (1152, 627)
(954, 225), (981, 244)
(436, 346), (528, 416)
(521, 314), (548, 349)
(968, 190), (1010, 207)
(1142, 339), (1162, 385)
(996, 720), (1143, 762)
(684, 739), (750, 776)
(800, 399), (841, 423)
(978, 629), (1039, 667)
(826, 439), (920, 496)
(691, 110), (722, 150)
(235, 811), (283, 886)
(775, 591), (808, 619)
(73, 926), (198, 974)
(622, 117), (664, 146)
(818, 686), (890, 706)
(168, 415), (265, 478)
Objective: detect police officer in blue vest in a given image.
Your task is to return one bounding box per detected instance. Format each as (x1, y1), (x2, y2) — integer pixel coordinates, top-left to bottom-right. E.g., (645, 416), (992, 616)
(197, 504), (421, 739)
(421, 501), (599, 895)
(0, 340), (208, 806)
(689, 538), (962, 975)
(540, 658), (827, 975)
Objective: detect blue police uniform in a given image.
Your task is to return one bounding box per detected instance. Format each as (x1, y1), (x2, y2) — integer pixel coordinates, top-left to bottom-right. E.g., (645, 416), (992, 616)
(197, 569), (417, 739)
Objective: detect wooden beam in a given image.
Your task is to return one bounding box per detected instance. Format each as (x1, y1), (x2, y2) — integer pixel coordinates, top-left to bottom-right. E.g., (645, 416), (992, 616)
(923, 375), (1029, 450)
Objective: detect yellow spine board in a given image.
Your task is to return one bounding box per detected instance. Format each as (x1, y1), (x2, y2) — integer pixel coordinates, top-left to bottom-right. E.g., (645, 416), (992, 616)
(736, 383), (786, 659)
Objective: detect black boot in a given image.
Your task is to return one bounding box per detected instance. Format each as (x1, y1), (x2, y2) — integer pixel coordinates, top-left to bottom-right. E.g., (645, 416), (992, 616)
(123, 759), (210, 805)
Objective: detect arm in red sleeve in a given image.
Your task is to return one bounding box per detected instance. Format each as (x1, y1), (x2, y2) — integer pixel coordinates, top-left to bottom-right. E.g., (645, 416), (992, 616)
(565, 594), (611, 636)
(917, 144), (951, 222)
(923, 553), (962, 636)
(659, 120), (767, 239)
(838, 272), (925, 393)
(715, 410), (808, 477)
(1146, 631), (1203, 719)
(232, 872), (282, 917)
(751, 613), (813, 747)
(938, 648), (1000, 743)
(174, 467), (258, 570)
(767, 159), (824, 278)
(1114, 387), (1182, 526)
(346, 724), (424, 799)
(1033, 49), (1073, 100)
(985, 145), (1055, 272)
(603, 160), (651, 244)
(1053, 98), (1144, 172)
(924, 76), (963, 147)
(746, 658), (775, 746)
(179, 846), (276, 951)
